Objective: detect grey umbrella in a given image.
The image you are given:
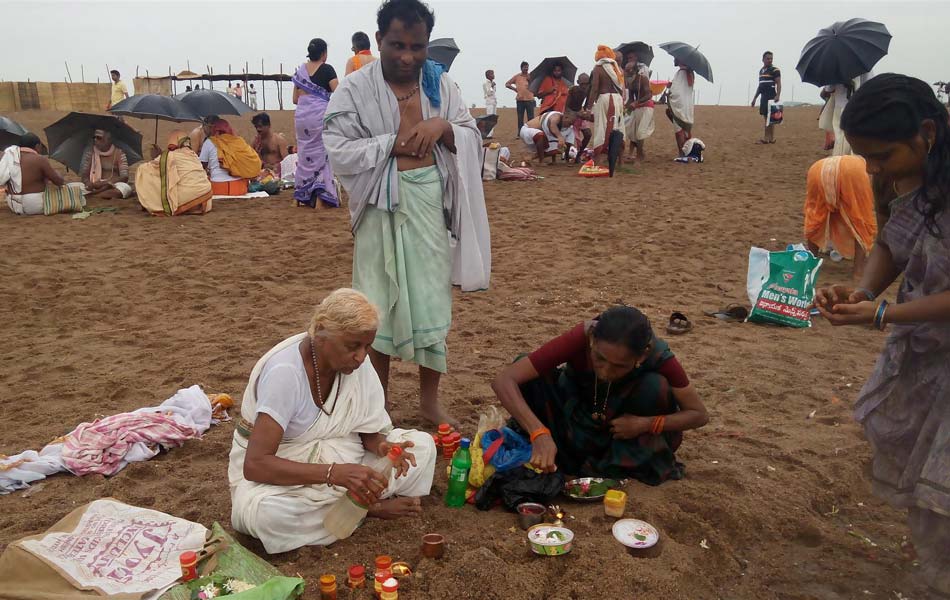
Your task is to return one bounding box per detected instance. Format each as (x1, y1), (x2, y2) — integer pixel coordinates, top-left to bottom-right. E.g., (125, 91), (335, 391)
(0, 116), (29, 149)
(615, 42), (654, 67)
(659, 41), (714, 83)
(428, 38), (460, 71)
(44, 112), (143, 173)
(174, 88), (252, 118)
(109, 94), (202, 144)
(528, 57), (577, 94)
(475, 114), (498, 139)
(796, 18), (891, 86)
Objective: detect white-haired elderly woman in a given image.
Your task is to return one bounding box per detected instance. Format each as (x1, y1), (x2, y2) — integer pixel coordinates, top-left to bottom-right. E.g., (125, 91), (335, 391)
(228, 288), (436, 553)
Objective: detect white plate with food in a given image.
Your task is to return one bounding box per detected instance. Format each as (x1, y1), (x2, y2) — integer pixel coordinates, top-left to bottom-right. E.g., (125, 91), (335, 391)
(611, 518), (659, 549)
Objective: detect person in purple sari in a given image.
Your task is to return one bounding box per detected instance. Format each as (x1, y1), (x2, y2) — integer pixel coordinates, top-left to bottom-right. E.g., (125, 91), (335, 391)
(815, 74), (950, 597)
(292, 38), (340, 208)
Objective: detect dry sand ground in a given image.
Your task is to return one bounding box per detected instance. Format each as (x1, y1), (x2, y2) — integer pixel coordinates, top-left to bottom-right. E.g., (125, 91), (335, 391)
(0, 106), (927, 599)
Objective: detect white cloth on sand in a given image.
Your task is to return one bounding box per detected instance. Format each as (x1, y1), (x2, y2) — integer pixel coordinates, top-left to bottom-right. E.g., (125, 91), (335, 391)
(668, 68), (695, 131)
(228, 333), (436, 554)
(0, 385), (214, 494)
(324, 59), (491, 292)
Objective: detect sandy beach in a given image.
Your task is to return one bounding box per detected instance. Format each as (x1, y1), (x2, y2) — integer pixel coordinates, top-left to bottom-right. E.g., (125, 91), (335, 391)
(0, 106), (925, 599)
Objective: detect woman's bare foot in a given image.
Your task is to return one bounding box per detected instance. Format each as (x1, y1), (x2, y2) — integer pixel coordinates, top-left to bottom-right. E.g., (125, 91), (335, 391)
(368, 497), (423, 519)
(420, 403), (460, 430)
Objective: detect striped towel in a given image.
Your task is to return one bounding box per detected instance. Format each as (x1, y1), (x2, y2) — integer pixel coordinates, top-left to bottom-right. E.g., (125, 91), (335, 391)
(43, 182), (86, 215)
(62, 412), (198, 476)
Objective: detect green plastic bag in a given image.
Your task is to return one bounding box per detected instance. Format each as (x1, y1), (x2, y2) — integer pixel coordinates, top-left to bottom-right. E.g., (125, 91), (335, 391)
(746, 246), (823, 328)
(161, 523), (304, 600)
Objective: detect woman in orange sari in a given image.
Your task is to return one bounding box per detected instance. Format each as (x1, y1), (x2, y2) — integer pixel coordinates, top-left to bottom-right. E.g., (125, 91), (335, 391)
(803, 154), (877, 280)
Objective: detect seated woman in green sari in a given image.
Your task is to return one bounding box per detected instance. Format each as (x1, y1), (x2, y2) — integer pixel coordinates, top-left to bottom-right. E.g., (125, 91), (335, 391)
(493, 306), (708, 485)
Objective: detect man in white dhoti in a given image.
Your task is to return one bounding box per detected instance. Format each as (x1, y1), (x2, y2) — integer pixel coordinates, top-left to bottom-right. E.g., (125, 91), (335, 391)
(228, 289), (437, 554)
(1, 133), (67, 215)
(666, 59), (695, 155)
(324, 0), (491, 427)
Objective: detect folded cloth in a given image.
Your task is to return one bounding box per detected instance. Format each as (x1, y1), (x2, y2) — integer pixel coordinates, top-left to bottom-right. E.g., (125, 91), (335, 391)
(7, 192), (45, 215)
(43, 182), (87, 215)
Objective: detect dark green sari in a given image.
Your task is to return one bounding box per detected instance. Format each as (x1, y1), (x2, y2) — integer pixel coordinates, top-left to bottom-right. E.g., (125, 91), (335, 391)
(515, 338), (685, 485)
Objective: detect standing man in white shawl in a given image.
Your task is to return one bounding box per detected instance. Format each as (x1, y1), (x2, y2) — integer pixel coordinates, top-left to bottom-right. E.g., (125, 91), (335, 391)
(666, 59), (695, 155)
(325, 0), (491, 427)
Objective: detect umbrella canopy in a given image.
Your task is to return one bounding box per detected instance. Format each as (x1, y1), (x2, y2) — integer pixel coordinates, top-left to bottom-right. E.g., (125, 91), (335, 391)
(615, 42), (655, 67)
(428, 38), (460, 71)
(659, 41), (714, 83)
(0, 116), (29, 149)
(109, 94), (202, 122)
(44, 112), (143, 173)
(796, 18), (891, 86)
(173, 88), (252, 118)
(475, 114), (498, 140)
(528, 57), (577, 94)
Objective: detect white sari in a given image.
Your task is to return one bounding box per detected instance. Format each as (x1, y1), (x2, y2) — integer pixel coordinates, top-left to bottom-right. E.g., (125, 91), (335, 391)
(228, 333), (436, 553)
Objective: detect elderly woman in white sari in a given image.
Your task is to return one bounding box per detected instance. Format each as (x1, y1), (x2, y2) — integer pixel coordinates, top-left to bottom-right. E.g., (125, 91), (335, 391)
(228, 288), (436, 554)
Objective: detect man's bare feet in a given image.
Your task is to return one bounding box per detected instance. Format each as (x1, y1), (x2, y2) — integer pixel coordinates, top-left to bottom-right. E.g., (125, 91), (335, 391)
(368, 497), (423, 519)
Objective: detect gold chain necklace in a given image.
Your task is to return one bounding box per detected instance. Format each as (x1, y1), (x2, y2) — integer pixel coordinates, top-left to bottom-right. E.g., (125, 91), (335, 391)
(592, 377), (612, 422)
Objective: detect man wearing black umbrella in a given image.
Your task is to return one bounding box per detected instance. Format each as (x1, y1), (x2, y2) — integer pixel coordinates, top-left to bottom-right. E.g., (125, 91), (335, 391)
(751, 51), (782, 144)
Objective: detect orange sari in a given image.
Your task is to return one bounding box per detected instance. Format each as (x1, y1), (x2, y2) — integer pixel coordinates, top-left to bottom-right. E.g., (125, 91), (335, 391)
(803, 155), (877, 259)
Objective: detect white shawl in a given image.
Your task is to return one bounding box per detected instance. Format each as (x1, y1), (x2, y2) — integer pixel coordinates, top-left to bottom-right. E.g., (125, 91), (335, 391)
(669, 68), (695, 126)
(0, 146), (23, 194)
(324, 60), (491, 292)
(228, 333), (392, 530)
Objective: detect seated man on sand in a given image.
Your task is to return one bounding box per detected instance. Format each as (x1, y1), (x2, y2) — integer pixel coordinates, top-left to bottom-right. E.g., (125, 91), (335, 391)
(1, 133), (66, 215)
(80, 129), (132, 199)
(135, 131), (213, 215)
(803, 155), (877, 280)
(229, 288), (436, 554)
(492, 305), (708, 485)
(199, 118), (262, 196)
(519, 111), (576, 164)
(251, 113), (288, 174)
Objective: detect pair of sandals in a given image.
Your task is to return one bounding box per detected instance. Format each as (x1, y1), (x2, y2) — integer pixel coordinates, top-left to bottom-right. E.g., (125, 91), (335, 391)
(666, 303), (750, 336)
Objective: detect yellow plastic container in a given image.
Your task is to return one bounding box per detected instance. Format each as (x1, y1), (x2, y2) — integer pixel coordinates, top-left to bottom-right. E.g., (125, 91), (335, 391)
(604, 489), (627, 518)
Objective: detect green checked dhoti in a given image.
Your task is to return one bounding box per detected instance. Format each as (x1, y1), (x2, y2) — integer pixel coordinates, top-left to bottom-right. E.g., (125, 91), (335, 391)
(352, 165), (451, 373)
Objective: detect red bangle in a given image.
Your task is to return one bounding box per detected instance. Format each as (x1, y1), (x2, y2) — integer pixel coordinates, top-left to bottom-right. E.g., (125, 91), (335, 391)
(651, 416), (665, 434)
(529, 426), (551, 443)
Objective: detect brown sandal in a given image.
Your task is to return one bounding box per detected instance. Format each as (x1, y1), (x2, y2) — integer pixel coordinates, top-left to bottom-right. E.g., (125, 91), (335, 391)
(667, 312), (693, 335)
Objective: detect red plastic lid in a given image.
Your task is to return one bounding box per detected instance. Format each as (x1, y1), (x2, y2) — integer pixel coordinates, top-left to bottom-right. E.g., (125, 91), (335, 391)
(374, 555), (392, 570)
(348, 565), (365, 578)
(375, 569), (392, 582)
(179, 551), (197, 564)
(437, 423), (452, 434)
(382, 578), (399, 592)
(446, 432), (461, 443)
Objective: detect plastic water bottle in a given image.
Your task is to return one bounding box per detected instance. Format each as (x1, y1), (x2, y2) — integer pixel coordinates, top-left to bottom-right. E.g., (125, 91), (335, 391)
(324, 446), (403, 540)
(444, 438), (471, 507)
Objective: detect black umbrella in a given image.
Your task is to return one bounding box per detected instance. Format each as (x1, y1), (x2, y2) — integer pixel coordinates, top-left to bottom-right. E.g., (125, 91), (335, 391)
(615, 42), (654, 67)
(428, 38), (460, 71)
(44, 112), (143, 173)
(528, 57), (577, 94)
(109, 94), (202, 144)
(173, 88), (252, 118)
(0, 116), (29, 149)
(796, 18), (891, 86)
(659, 41), (714, 83)
(475, 114), (498, 140)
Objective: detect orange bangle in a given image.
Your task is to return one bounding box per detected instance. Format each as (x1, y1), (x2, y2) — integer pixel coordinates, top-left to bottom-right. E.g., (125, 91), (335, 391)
(529, 426), (551, 443)
(651, 416), (665, 434)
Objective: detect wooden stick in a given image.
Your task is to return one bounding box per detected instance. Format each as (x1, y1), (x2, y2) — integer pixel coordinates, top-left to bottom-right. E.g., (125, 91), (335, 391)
(64, 62), (73, 83)
(262, 58), (266, 110)
(81, 64), (85, 83)
(279, 62), (284, 110)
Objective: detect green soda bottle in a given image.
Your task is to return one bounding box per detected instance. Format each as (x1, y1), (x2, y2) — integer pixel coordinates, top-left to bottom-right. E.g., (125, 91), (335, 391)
(444, 437), (472, 507)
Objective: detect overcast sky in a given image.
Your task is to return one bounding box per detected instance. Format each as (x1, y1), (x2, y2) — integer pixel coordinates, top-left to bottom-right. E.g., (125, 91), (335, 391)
(3, 1), (946, 108)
